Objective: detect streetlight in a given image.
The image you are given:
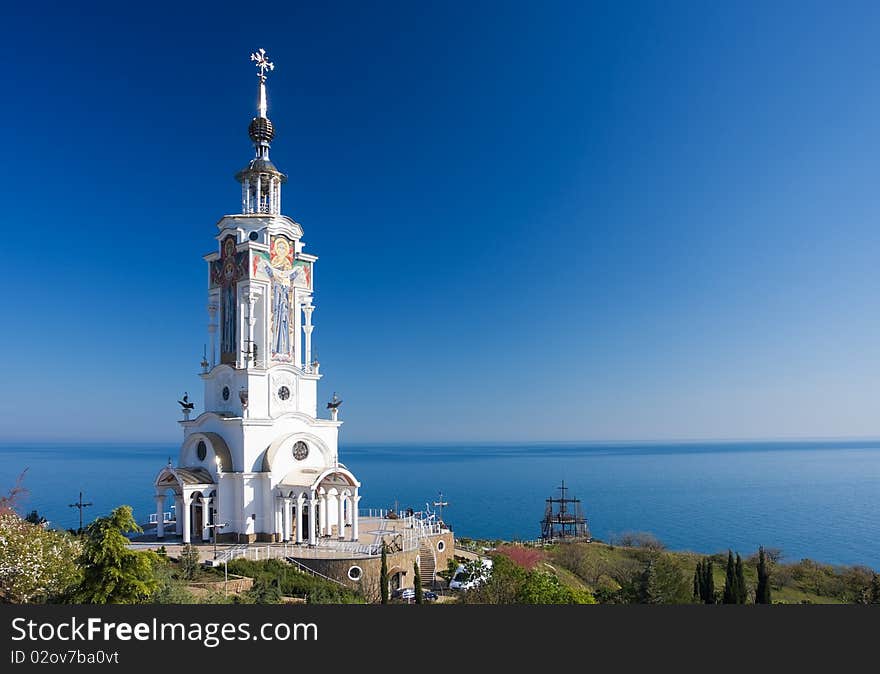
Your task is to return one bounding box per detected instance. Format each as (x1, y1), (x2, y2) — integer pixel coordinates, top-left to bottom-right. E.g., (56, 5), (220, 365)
(204, 521), (229, 561)
(204, 521), (229, 596)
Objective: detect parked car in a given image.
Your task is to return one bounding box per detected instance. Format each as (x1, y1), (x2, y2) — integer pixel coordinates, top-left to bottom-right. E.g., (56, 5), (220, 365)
(448, 559), (493, 590)
(391, 587), (415, 601)
(423, 590), (438, 602)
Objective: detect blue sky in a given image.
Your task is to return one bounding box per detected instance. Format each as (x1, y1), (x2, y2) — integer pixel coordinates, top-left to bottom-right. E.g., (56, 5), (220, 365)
(2, 1), (879, 443)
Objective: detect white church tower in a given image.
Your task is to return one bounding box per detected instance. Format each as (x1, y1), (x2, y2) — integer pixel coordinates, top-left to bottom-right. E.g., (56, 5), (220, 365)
(154, 49), (361, 545)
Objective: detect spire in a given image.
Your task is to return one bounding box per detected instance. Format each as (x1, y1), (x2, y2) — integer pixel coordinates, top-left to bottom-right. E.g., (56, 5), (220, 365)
(251, 48), (274, 118)
(248, 48), (276, 160)
(237, 48), (287, 215)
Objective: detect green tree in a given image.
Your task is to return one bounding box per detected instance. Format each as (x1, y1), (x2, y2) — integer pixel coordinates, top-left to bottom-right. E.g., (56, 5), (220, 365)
(0, 512), (82, 603)
(247, 577), (281, 604)
(518, 570), (593, 604)
(693, 562), (701, 601)
(723, 550), (737, 604)
(703, 558), (716, 604)
(735, 553), (747, 603)
(379, 543), (389, 604)
(870, 573), (880, 605)
(627, 554), (691, 605)
(74, 506), (159, 604)
(755, 546), (772, 604)
(413, 560), (423, 604)
(460, 554), (593, 605)
(24, 510), (46, 526)
(637, 559), (662, 604)
(179, 544), (200, 581)
(150, 561), (195, 604)
(438, 558), (459, 586)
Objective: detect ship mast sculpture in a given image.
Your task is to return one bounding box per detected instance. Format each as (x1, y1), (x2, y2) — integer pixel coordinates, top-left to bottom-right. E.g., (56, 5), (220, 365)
(540, 480), (591, 542)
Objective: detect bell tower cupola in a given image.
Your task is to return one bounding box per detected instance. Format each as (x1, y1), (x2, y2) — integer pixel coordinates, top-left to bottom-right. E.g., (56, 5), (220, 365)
(236, 48), (287, 215)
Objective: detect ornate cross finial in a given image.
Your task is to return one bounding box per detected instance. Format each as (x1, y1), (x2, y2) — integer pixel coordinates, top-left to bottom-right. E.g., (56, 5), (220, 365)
(250, 48), (274, 81)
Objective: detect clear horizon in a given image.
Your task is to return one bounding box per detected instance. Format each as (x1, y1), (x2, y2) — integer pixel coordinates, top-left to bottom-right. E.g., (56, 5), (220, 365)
(3, 435), (880, 447)
(3, 2), (880, 443)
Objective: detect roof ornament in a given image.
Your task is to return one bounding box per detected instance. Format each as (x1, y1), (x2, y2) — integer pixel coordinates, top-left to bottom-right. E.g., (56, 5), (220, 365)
(250, 48), (274, 118)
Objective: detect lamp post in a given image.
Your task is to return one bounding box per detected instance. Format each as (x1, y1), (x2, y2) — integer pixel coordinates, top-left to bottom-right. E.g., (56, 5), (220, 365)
(205, 521), (229, 561)
(204, 521), (229, 597)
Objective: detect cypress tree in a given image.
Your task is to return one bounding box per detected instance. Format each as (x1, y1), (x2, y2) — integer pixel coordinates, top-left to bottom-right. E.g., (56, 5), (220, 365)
(703, 558), (715, 604)
(379, 543), (389, 604)
(693, 562), (701, 601)
(756, 546), (772, 604)
(735, 553), (747, 604)
(723, 550), (737, 604)
(870, 573), (880, 605)
(413, 560), (423, 604)
(638, 558), (662, 604)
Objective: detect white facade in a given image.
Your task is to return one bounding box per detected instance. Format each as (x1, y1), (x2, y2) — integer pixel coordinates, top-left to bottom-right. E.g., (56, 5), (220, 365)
(153, 50), (360, 545)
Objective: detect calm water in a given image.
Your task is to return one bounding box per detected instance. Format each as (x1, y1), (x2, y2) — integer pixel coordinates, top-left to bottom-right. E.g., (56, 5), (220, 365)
(1, 440), (878, 569)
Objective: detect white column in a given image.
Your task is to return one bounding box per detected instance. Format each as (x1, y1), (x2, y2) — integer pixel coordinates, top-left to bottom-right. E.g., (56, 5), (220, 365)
(350, 489), (361, 542)
(174, 496), (183, 535)
(207, 304), (218, 368)
(308, 494), (317, 546)
(282, 498), (292, 541)
(345, 493), (353, 525)
(303, 301), (314, 372)
(277, 178), (282, 213)
(181, 494), (192, 544)
(200, 497), (212, 542)
(337, 493), (345, 540)
(243, 287), (260, 369)
(244, 178), (251, 213)
(155, 495), (165, 539)
(295, 494), (305, 544)
(319, 493), (327, 536)
(255, 175), (262, 212)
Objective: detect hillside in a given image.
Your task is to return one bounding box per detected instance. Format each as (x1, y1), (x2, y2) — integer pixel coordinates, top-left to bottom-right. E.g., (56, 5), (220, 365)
(458, 537), (878, 604)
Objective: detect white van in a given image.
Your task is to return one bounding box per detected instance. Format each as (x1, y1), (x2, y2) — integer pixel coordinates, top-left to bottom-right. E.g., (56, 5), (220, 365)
(448, 559), (493, 590)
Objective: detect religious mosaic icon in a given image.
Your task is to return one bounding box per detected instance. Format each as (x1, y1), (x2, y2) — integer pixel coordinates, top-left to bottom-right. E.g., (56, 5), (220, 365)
(278, 385), (290, 401)
(222, 386), (230, 401)
(211, 235), (247, 364)
(292, 440), (309, 461)
(197, 441), (207, 461)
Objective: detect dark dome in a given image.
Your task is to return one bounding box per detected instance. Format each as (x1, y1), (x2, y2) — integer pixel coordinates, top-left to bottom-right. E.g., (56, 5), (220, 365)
(248, 116), (275, 143)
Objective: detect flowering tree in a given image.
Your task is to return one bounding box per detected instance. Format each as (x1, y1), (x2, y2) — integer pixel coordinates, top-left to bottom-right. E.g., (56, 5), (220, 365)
(496, 545), (547, 570)
(0, 513), (82, 603)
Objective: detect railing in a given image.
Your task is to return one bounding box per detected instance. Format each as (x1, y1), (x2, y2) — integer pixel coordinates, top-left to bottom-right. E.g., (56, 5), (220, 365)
(205, 511), (446, 567)
(213, 541), (380, 563)
(284, 557), (348, 587)
(148, 512), (176, 524)
(211, 545), (347, 588)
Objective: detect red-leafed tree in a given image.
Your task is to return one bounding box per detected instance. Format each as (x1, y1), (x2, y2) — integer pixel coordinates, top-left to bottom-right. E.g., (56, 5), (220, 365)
(496, 545), (547, 570)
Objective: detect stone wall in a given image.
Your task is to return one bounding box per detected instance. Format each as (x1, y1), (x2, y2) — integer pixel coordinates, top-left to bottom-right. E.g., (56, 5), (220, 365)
(294, 531), (456, 600)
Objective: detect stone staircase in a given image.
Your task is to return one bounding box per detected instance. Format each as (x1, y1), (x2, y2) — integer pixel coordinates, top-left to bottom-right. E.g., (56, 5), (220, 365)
(418, 539), (436, 588)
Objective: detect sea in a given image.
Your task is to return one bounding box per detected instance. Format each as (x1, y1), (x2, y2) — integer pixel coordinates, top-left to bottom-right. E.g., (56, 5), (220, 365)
(1, 440), (878, 569)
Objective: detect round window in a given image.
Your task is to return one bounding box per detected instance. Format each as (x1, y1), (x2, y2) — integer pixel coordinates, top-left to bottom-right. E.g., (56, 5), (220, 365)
(222, 386), (230, 401)
(437, 540), (445, 552)
(196, 441), (207, 461)
(292, 441), (309, 461)
(278, 386), (290, 401)
(248, 231), (259, 241)
(348, 566), (363, 581)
